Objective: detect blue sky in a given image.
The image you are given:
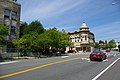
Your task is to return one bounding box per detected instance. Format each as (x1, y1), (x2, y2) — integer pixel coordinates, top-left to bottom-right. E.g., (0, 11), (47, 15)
(18, 0), (120, 42)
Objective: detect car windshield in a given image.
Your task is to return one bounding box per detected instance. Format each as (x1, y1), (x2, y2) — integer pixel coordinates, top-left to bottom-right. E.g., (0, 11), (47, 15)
(92, 49), (102, 54)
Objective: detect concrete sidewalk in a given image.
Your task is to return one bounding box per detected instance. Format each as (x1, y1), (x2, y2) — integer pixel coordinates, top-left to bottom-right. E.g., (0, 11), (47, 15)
(68, 52), (91, 55)
(0, 60), (20, 65)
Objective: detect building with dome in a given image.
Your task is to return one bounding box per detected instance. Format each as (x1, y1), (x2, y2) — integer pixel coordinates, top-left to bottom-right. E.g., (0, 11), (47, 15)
(67, 22), (95, 52)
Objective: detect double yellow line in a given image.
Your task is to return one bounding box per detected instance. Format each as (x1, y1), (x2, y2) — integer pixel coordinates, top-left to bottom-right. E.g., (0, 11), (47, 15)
(0, 57), (80, 79)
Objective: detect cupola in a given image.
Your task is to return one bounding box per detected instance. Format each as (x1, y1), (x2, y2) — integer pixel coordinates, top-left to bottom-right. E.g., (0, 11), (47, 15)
(80, 22), (89, 31)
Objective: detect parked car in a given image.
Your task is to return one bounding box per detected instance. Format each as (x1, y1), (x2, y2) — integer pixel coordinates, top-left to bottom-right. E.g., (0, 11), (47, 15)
(106, 49), (111, 52)
(89, 49), (107, 61)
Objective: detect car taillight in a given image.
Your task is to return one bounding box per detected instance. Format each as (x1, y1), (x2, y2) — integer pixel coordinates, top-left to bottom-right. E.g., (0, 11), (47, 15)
(97, 54), (102, 57)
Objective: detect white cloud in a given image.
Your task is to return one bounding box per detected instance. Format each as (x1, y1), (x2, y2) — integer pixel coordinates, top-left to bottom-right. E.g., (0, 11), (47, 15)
(22, 0), (85, 21)
(91, 21), (120, 41)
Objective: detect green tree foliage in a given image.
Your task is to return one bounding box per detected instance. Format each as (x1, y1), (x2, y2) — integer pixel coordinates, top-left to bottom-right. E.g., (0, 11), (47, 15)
(35, 28), (71, 52)
(13, 21), (45, 55)
(107, 40), (116, 49)
(99, 40), (104, 44)
(13, 21), (71, 56)
(45, 28), (70, 49)
(95, 40), (116, 49)
(94, 42), (100, 48)
(24, 20), (45, 35)
(19, 22), (28, 38)
(0, 25), (8, 45)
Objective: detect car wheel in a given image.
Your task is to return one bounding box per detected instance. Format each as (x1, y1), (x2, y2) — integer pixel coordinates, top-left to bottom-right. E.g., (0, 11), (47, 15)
(104, 55), (107, 60)
(90, 58), (94, 61)
(100, 57), (104, 61)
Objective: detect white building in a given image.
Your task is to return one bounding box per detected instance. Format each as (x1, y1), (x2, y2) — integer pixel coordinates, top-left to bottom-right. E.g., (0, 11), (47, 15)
(67, 22), (95, 52)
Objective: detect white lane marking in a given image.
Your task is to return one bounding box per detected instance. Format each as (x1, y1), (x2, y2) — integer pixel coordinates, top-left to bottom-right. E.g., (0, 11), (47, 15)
(61, 56), (69, 58)
(0, 61), (19, 65)
(81, 58), (90, 61)
(103, 59), (109, 62)
(92, 57), (120, 80)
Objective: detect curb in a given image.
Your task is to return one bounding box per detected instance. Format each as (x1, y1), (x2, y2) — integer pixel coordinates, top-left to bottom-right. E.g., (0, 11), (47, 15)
(0, 61), (19, 65)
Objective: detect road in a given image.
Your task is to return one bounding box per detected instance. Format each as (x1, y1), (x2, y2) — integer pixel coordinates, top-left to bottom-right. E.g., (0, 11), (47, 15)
(0, 51), (120, 80)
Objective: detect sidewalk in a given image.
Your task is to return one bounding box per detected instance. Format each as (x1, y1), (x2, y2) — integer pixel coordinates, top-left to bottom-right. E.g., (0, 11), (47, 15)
(0, 60), (19, 65)
(68, 52), (91, 55)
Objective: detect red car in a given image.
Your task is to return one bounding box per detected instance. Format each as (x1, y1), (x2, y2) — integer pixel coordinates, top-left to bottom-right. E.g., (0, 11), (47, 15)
(90, 49), (107, 61)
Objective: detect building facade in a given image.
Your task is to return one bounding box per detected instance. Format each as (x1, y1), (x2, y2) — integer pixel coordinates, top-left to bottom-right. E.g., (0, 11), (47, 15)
(67, 22), (95, 52)
(0, 0), (21, 40)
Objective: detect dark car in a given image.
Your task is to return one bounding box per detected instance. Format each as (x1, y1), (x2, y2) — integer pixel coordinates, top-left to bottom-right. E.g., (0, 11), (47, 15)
(67, 50), (77, 53)
(106, 49), (110, 52)
(90, 49), (107, 61)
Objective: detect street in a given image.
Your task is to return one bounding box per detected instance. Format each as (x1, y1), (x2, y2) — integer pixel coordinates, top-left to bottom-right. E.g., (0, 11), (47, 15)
(0, 51), (120, 80)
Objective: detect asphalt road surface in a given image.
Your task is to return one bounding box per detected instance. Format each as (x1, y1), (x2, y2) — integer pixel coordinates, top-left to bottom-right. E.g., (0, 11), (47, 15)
(0, 51), (120, 80)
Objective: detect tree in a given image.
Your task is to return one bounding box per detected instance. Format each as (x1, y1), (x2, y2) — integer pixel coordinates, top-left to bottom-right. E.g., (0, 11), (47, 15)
(13, 21), (45, 56)
(0, 25), (8, 59)
(24, 20), (45, 35)
(94, 42), (100, 49)
(13, 21), (70, 56)
(107, 40), (116, 49)
(0, 25), (8, 45)
(46, 28), (70, 49)
(99, 40), (104, 44)
(19, 22), (28, 38)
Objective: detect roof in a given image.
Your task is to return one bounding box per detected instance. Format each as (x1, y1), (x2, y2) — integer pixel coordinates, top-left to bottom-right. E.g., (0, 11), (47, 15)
(80, 22), (89, 29)
(68, 31), (80, 35)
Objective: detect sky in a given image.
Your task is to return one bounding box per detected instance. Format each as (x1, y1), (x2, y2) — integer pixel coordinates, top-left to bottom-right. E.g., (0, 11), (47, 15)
(18, 0), (120, 42)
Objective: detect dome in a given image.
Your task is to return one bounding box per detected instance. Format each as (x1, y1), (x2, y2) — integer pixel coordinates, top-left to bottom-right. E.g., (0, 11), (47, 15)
(81, 22), (89, 28)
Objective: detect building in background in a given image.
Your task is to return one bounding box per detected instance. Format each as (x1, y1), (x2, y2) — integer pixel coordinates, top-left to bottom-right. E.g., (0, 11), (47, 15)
(0, 0), (21, 40)
(67, 22), (95, 52)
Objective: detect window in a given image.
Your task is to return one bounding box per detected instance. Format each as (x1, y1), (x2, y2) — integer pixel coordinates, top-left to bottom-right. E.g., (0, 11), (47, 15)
(77, 37), (80, 42)
(4, 9), (10, 18)
(81, 35), (84, 38)
(78, 39), (79, 42)
(4, 18), (10, 26)
(85, 36), (87, 40)
(11, 11), (17, 20)
(75, 37), (77, 42)
(10, 26), (16, 35)
(81, 39), (83, 41)
(12, 20), (17, 27)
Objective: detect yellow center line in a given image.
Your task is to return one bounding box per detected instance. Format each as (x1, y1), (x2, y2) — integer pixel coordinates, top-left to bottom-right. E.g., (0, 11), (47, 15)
(0, 57), (80, 79)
